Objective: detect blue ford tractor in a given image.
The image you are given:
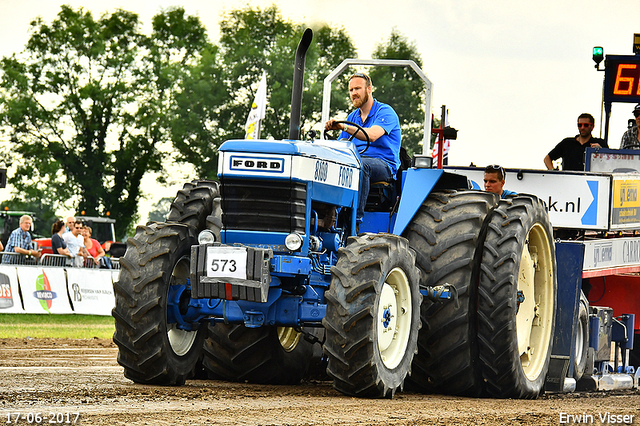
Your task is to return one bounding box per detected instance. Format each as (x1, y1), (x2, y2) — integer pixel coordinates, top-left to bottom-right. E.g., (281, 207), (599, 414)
(113, 29), (556, 399)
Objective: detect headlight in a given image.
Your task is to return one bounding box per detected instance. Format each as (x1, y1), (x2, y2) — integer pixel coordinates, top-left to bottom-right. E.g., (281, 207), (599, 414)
(198, 230), (216, 245)
(412, 155), (433, 169)
(284, 233), (303, 251)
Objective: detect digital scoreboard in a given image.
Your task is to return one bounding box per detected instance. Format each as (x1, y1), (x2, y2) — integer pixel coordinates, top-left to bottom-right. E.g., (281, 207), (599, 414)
(604, 54), (640, 104)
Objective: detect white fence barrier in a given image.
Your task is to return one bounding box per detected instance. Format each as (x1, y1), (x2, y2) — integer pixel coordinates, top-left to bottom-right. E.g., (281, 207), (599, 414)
(0, 260), (120, 316)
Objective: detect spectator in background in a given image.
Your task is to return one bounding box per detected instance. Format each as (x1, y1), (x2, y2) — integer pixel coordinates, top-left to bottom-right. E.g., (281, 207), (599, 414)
(484, 165), (517, 199)
(82, 225), (111, 269)
(544, 113), (607, 171)
(64, 216), (75, 234)
(2, 215), (41, 264)
(63, 220), (88, 267)
(620, 103), (640, 150)
(51, 219), (72, 260)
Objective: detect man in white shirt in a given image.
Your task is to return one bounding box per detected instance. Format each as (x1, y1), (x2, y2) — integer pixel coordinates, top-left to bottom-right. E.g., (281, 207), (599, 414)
(63, 221), (88, 267)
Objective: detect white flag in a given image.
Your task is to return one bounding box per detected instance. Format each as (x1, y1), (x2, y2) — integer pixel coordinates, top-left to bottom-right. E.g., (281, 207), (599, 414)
(244, 71), (267, 139)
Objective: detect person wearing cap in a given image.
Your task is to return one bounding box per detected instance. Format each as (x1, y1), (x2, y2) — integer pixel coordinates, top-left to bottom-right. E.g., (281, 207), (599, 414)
(484, 165), (517, 199)
(324, 72), (401, 224)
(544, 113), (608, 171)
(620, 104), (640, 150)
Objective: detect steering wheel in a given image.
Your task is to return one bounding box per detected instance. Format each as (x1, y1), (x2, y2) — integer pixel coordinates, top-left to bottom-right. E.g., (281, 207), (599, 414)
(324, 120), (370, 155)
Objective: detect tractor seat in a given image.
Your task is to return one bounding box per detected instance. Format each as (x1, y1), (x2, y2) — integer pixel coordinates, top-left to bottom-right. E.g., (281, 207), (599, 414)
(364, 147), (411, 213)
(365, 180), (396, 212)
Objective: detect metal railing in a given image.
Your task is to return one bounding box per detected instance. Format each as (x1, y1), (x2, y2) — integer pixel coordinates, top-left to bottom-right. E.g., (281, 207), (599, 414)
(1, 251), (119, 269)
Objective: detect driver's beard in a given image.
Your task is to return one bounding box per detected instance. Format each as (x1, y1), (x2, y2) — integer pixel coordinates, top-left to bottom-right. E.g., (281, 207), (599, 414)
(351, 90), (369, 109)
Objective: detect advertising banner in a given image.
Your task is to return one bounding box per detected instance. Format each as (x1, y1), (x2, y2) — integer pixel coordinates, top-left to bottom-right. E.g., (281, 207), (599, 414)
(66, 268), (115, 316)
(111, 269), (120, 285)
(0, 266), (24, 313)
(18, 267), (73, 314)
(446, 168), (611, 230)
(582, 237), (640, 272)
(610, 175), (640, 229)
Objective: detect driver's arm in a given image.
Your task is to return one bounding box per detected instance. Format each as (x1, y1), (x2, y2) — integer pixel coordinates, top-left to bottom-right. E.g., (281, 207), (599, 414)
(343, 123), (386, 141)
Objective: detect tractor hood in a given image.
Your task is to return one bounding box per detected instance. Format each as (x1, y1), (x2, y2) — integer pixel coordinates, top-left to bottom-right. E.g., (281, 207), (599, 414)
(218, 138), (361, 168)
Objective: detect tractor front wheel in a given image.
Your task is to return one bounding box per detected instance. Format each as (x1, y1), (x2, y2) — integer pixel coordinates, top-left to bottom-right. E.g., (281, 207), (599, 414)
(323, 233), (421, 398)
(112, 223), (205, 385)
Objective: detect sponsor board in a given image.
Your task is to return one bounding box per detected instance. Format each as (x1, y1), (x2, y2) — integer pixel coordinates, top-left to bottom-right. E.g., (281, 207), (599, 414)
(67, 268), (115, 316)
(446, 168), (611, 230)
(587, 148), (640, 173)
(18, 267), (73, 314)
(611, 175), (640, 229)
(0, 266), (23, 313)
(583, 237), (640, 271)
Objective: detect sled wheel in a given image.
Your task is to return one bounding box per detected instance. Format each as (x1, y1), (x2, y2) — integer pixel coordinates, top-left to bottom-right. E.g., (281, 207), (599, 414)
(323, 233), (421, 398)
(573, 291), (589, 381)
(403, 190), (498, 396)
(112, 223), (205, 385)
(202, 323), (313, 384)
(477, 195), (556, 398)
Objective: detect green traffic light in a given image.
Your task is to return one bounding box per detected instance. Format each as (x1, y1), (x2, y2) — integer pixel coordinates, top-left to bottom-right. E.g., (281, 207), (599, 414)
(593, 46), (604, 65)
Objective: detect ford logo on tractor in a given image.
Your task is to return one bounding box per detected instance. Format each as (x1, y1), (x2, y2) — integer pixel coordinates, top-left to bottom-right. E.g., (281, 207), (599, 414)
(230, 156), (284, 173)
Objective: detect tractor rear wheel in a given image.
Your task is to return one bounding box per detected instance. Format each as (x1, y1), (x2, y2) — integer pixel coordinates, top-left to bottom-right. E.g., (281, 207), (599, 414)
(323, 233), (421, 398)
(403, 190), (498, 396)
(477, 195), (556, 398)
(112, 223), (205, 385)
(167, 179), (218, 231)
(202, 323), (314, 384)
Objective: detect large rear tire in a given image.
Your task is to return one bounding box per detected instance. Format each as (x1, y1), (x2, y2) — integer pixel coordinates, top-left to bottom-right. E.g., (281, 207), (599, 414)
(403, 190), (498, 396)
(112, 223), (205, 385)
(167, 179), (218, 231)
(477, 195), (556, 398)
(323, 233), (421, 398)
(202, 324), (314, 385)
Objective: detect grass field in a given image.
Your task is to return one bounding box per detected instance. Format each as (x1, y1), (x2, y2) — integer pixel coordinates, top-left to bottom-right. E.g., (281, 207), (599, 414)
(0, 314), (115, 339)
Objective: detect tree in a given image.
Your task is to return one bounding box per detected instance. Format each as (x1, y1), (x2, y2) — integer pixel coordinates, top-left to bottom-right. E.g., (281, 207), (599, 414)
(147, 196), (173, 222)
(370, 29), (427, 157)
(170, 6), (357, 178)
(0, 199), (57, 238)
(0, 6), (209, 239)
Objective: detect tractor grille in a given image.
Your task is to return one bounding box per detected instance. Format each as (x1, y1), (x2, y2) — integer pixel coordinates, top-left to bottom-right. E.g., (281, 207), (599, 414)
(221, 178), (306, 233)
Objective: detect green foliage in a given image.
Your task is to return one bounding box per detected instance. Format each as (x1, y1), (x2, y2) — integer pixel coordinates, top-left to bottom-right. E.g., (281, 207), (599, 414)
(371, 29), (427, 157)
(0, 199), (57, 237)
(147, 196), (173, 222)
(170, 6), (357, 178)
(0, 5), (430, 232)
(0, 6), (208, 239)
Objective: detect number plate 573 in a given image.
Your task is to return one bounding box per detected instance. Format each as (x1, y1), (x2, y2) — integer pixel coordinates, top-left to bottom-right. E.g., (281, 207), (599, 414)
(206, 246), (247, 280)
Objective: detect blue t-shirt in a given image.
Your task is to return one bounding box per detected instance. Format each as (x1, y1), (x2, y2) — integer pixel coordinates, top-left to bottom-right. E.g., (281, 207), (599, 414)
(501, 189), (517, 199)
(340, 99), (401, 175)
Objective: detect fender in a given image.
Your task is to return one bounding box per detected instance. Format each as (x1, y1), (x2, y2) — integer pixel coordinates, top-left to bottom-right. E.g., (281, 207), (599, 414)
(392, 168), (469, 235)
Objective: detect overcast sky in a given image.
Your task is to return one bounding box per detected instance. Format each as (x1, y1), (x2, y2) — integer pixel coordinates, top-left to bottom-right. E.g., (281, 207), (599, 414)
(1, 0), (639, 220)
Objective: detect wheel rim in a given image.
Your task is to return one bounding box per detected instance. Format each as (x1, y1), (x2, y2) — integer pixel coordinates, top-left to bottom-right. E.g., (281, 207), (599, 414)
(575, 306), (586, 367)
(167, 255), (198, 357)
(516, 223), (555, 381)
(377, 267), (412, 370)
(277, 327), (301, 353)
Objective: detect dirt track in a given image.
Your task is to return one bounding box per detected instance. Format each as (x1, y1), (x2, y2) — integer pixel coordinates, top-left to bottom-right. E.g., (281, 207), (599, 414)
(1, 338), (640, 425)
